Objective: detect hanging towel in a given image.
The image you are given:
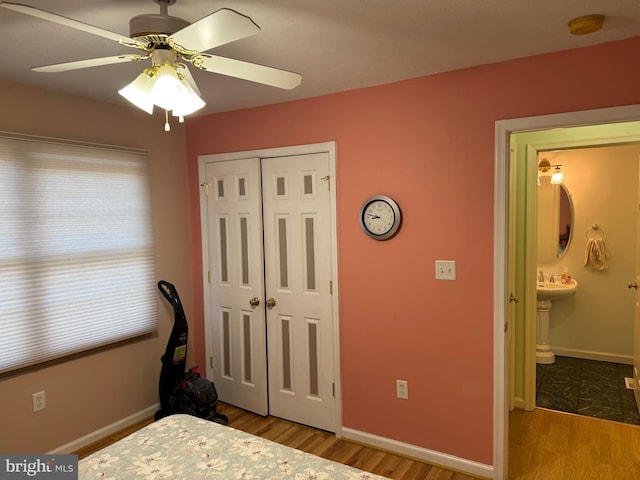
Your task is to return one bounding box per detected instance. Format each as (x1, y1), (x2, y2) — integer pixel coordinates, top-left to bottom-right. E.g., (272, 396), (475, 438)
(584, 238), (609, 270)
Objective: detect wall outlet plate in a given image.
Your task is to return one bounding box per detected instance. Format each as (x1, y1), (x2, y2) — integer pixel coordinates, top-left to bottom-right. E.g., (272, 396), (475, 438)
(435, 260), (456, 280)
(32, 391), (46, 412)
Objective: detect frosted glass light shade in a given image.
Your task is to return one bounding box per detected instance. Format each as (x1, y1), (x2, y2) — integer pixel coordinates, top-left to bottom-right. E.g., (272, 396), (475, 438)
(118, 72), (155, 114)
(172, 79), (206, 117)
(550, 169), (564, 184)
(150, 65), (187, 111)
(120, 63), (206, 124)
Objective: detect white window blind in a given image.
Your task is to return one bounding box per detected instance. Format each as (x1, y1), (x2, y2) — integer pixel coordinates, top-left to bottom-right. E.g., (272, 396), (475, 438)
(0, 133), (158, 375)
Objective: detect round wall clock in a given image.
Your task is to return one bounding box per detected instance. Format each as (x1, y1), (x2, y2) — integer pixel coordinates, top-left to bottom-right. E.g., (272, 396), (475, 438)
(359, 195), (402, 240)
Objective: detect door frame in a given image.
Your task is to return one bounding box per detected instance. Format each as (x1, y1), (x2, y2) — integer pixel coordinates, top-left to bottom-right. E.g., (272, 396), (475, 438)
(494, 105), (640, 479)
(198, 141), (341, 435)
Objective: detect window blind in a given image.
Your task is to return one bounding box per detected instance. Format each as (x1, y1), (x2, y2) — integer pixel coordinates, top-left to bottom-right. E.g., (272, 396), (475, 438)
(0, 133), (158, 375)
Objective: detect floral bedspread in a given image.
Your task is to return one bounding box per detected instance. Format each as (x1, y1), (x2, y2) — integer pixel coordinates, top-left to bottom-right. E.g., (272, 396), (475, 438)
(79, 413), (389, 479)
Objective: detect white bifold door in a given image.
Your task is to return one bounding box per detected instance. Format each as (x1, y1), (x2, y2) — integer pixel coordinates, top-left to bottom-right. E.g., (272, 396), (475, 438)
(202, 151), (336, 432)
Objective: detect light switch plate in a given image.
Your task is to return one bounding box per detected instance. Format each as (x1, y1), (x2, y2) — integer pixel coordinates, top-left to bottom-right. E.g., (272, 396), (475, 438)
(435, 260), (456, 280)
(396, 380), (408, 400)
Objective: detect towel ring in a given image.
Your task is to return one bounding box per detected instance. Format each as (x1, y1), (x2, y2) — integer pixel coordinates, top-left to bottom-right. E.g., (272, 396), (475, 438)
(586, 224), (605, 240)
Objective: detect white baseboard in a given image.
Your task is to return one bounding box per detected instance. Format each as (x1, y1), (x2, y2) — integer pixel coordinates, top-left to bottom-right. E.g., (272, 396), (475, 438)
(341, 427), (493, 479)
(49, 403), (159, 455)
(552, 347), (633, 365)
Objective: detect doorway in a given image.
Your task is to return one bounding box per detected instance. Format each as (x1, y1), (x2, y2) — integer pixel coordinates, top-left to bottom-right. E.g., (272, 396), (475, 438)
(511, 129), (640, 413)
(198, 142), (341, 434)
(516, 140), (640, 424)
(493, 105), (640, 480)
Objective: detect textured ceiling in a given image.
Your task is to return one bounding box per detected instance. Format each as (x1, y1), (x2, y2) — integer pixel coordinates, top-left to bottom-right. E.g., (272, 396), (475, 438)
(0, 0), (639, 116)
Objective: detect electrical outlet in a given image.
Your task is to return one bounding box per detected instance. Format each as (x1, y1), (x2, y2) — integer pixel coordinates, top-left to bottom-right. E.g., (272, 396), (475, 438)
(435, 260), (456, 280)
(32, 391), (46, 412)
(396, 380), (408, 400)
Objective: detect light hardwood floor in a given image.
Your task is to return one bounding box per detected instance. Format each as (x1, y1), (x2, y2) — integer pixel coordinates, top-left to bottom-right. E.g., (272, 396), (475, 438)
(509, 408), (640, 480)
(75, 403), (640, 479)
(76, 402), (482, 480)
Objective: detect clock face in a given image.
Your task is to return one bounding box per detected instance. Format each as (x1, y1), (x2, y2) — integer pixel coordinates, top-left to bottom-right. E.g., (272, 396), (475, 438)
(359, 195), (401, 240)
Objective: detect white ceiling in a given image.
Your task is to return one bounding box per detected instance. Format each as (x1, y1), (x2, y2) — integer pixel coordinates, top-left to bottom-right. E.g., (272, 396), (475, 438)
(0, 0), (639, 116)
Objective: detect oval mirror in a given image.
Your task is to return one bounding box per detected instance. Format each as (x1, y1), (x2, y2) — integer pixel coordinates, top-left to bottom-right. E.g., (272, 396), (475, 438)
(537, 178), (573, 266)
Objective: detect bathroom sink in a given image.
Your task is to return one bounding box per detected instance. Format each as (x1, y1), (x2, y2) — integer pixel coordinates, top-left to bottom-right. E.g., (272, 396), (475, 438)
(535, 273), (577, 364)
(536, 278), (578, 300)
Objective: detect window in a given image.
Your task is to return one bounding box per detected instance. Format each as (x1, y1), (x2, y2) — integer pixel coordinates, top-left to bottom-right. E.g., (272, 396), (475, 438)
(0, 133), (157, 374)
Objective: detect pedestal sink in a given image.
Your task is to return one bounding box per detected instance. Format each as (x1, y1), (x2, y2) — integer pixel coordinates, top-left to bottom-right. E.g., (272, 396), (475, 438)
(536, 275), (577, 364)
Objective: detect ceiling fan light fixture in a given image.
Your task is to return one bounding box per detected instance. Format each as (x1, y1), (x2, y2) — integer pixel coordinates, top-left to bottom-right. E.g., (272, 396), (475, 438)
(120, 63), (205, 127)
(150, 64), (187, 111)
(172, 79), (205, 117)
(118, 72), (155, 114)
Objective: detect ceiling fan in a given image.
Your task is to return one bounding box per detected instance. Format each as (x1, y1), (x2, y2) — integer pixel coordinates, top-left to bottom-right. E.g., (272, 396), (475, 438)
(0, 0), (302, 126)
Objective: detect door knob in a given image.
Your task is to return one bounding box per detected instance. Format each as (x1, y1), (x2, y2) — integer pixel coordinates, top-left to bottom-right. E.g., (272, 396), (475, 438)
(266, 298), (277, 309)
(509, 294), (519, 303)
(249, 297), (260, 307)
(628, 282), (638, 290)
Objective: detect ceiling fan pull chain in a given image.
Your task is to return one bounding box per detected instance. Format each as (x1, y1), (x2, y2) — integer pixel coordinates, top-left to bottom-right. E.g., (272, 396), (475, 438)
(164, 110), (170, 132)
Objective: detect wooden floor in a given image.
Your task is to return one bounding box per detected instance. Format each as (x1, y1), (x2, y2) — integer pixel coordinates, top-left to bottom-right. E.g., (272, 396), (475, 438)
(76, 402), (481, 480)
(509, 408), (640, 480)
(75, 403), (640, 479)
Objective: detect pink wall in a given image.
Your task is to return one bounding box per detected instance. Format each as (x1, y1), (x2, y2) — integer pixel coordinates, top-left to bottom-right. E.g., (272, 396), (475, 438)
(185, 37), (640, 465)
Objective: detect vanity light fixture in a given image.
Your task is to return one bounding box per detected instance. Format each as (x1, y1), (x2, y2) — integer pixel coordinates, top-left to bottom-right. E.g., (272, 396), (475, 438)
(538, 158), (552, 174)
(538, 158), (564, 185)
(118, 50), (205, 131)
(550, 165), (564, 185)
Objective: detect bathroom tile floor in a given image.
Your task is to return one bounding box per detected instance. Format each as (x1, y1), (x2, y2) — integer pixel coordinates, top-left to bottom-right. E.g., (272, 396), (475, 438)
(536, 355), (640, 425)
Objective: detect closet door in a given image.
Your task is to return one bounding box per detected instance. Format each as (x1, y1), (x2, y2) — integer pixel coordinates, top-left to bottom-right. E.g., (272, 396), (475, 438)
(262, 152), (336, 431)
(203, 158), (268, 415)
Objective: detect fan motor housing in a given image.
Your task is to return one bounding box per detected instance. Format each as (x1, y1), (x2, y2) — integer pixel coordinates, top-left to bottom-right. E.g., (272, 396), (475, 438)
(129, 14), (190, 38)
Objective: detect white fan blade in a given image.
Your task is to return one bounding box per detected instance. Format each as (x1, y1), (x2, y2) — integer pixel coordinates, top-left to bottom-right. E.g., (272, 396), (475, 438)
(0, 2), (145, 49)
(33, 54), (148, 73)
(195, 55), (301, 90)
(169, 8), (260, 54)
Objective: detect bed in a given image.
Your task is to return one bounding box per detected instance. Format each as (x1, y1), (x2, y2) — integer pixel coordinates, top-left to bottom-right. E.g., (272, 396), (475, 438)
(79, 413), (390, 479)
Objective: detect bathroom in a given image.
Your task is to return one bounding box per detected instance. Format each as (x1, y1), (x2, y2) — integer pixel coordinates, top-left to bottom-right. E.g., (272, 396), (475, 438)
(534, 141), (640, 424)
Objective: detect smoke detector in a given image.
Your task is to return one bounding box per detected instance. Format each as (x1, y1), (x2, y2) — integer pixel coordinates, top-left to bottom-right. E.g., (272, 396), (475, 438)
(568, 14), (605, 35)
